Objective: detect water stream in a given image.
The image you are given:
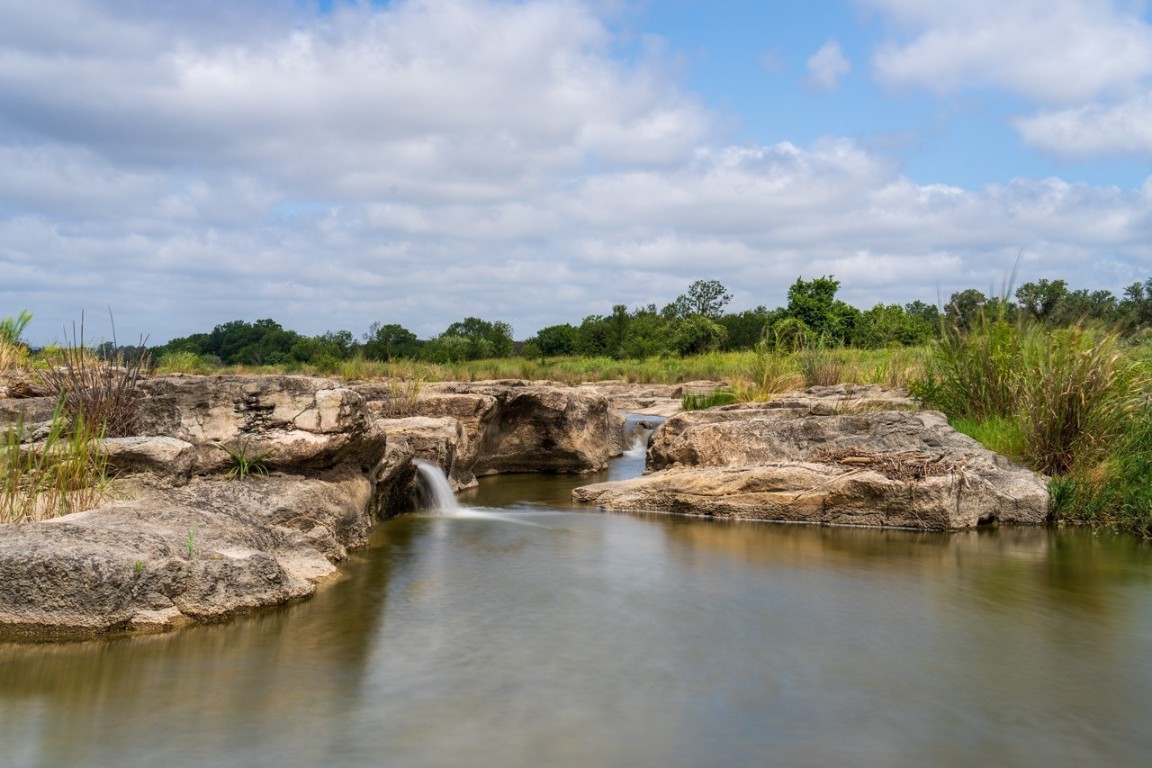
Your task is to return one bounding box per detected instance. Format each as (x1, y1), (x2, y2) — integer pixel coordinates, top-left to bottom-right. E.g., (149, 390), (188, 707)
(2, 431), (1151, 767)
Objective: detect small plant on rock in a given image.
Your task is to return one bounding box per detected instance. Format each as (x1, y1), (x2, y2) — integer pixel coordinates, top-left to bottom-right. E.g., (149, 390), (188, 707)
(214, 439), (274, 481)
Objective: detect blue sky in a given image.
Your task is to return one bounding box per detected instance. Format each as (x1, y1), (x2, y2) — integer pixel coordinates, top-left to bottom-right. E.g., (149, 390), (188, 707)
(2, 0), (1151, 344)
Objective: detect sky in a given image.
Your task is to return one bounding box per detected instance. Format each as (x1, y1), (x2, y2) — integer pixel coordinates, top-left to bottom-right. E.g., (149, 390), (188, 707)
(2, 0), (1151, 346)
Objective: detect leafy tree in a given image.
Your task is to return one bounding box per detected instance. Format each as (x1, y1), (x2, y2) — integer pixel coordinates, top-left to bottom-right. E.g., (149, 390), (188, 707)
(363, 322), (420, 360)
(674, 315), (728, 356)
(1050, 289), (1117, 326)
(944, 289), (988, 331)
(667, 279), (733, 319)
(720, 306), (781, 350)
(622, 306), (675, 358)
(785, 275), (858, 344)
(533, 324), (579, 357)
(1120, 279), (1152, 328)
(1015, 279), (1069, 322)
(438, 317), (514, 359)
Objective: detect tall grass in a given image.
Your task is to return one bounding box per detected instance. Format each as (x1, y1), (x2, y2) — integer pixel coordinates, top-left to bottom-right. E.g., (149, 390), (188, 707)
(39, 321), (149, 438)
(915, 313), (1150, 534)
(0, 310), (32, 372)
(1, 406), (111, 523)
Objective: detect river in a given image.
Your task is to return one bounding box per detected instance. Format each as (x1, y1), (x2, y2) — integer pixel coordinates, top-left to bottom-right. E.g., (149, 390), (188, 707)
(1, 442), (1151, 767)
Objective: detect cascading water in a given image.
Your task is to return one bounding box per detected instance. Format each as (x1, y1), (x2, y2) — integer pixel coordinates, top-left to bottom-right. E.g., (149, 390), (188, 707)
(412, 459), (461, 515)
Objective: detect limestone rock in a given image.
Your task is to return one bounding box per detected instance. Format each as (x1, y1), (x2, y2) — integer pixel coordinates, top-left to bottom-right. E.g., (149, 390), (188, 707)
(353, 380), (625, 477)
(135, 375), (387, 478)
(422, 381), (624, 475)
(0, 462), (414, 639)
(375, 416), (477, 490)
(574, 386), (1049, 530)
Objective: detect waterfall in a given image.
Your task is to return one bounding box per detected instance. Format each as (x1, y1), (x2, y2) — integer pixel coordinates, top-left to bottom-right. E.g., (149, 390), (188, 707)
(413, 459), (461, 515)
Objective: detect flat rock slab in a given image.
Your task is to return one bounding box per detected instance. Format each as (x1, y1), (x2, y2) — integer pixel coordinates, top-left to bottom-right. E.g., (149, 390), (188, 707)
(574, 386), (1050, 531)
(0, 464), (406, 640)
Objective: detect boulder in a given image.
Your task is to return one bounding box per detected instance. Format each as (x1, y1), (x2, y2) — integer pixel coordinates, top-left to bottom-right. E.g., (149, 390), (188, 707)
(0, 440), (416, 639)
(573, 386), (1050, 530)
(352, 380), (625, 478)
(421, 381), (625, 475)
(134, 375), (387, 479)
(374, 416), (477, 490)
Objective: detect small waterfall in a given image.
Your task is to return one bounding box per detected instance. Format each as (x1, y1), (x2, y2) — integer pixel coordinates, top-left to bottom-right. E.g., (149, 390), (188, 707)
(413, 459), (461, 515)
(625, 429), (649, 458)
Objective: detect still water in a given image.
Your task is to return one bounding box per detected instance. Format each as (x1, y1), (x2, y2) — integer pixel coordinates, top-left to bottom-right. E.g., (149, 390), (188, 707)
(2, 445), (1151, 767)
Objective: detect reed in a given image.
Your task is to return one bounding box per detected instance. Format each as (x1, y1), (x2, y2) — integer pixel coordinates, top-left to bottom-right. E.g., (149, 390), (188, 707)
(39, 319), (149, 438)
(1, 405), (111, 523)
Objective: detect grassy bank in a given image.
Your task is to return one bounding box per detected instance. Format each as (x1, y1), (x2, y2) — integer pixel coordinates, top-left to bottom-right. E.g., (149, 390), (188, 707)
(154, 345), (931, 391)
(915, 315), (1152, 536)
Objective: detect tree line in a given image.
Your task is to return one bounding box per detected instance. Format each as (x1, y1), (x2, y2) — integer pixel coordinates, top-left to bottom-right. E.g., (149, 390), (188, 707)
(151, 275), (1152, 367)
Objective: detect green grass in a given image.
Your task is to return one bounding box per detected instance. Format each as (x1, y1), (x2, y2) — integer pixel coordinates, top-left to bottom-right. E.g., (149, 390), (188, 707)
(1, 404), (112, 523)
(214, 439), (273, 481)
(916, 315), (1152, 536)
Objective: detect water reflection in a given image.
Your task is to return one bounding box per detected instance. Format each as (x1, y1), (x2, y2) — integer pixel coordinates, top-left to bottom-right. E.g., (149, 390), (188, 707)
(2, 454), (1152, 767)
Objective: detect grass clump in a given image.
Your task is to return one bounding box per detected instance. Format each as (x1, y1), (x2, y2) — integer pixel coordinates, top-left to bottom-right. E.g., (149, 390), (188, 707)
(1, 406), (111, 523)
(0, 310), (33, 372)
(39, 320), (149, 438)
(682, 390), (738, 411)
(915, 312), (1151, 535)
(214, 439), (273, 481)
(155, 350), (215, 375)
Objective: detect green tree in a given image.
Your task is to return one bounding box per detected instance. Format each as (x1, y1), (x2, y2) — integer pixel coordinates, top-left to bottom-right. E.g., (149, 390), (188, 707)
(674, 315), (728, 356)
(667, 279), (733, 319)
(363, 323), (420, 360)
(720, 306), (781, 350)
(1120, 279), (1152, 328)
(533, 324), (579, 356)
(944, 289), (988, 331)
(1015, 279), (1069, 323)
(785, 275), (858, 344)
(435, 317), (514, 360)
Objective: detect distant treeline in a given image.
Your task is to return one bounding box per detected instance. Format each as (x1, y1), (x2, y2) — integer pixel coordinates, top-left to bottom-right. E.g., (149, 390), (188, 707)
(150, 276), (1152, 367)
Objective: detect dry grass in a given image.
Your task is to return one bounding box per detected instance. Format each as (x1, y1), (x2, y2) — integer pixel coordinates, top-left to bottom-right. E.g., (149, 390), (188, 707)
(39, 321), (149, 438)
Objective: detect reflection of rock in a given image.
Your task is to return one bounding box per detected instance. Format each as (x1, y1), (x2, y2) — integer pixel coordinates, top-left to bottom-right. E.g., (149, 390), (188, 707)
(574, 386), (1050, 530)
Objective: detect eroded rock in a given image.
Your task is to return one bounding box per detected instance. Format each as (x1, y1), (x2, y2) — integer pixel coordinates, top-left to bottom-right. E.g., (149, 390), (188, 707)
(574, 386), (1050, 530)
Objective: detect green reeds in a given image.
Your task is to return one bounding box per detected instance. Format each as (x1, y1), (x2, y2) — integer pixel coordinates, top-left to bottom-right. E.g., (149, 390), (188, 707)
(1, 405), (111, 523)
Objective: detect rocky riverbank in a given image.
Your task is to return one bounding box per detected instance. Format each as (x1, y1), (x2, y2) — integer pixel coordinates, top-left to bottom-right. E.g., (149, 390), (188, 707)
(0, 375), (627, 638)
(1, 376), (1050, 639)
(573, 385), (1050, 530)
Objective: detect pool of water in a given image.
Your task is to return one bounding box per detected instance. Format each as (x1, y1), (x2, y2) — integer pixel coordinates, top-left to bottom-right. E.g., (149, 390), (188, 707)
(2, 443), (1151, 767)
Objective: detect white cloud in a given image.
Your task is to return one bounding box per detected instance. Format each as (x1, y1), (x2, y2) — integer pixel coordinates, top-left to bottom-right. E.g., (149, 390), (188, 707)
(863, 0), (1152, 103)
(805, 40), (851, 92)
(0, 0), (1149, 345)
(1014, 92), (1152, 156)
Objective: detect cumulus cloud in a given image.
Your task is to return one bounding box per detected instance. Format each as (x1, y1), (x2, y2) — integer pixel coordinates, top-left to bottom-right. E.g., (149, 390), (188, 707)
(0, 0), (1149, 344)
(1014, 92), (1152, 156)
(863, 0), (1152, 103)
(805, 40), (851, 92)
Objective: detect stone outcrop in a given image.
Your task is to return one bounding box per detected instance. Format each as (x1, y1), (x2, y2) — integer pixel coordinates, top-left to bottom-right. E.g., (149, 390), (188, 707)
(353, 380), (626, 483)
(575, 380), (723, 418)
(573, 385), (1050, 531)
(0, 374), (414, 639)
(0, 464), (412, 638)
(132, 375), (388, 481)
